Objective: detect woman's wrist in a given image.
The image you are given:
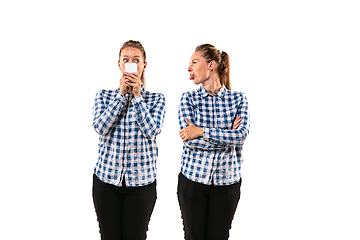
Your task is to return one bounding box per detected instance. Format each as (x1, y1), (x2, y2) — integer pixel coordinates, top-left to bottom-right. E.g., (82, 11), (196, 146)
(197, 127), (203, 138)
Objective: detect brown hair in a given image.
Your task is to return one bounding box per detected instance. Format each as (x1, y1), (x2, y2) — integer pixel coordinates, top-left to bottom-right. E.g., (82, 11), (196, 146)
(195, 44), (231, 90)
(119, 40), (147, 86)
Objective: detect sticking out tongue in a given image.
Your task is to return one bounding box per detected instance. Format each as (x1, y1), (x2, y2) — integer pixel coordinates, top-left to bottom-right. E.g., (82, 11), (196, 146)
(189, 74), (195, 80)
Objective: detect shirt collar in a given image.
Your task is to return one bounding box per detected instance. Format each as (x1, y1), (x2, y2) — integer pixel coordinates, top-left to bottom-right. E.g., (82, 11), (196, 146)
(198, 85), (227, 99)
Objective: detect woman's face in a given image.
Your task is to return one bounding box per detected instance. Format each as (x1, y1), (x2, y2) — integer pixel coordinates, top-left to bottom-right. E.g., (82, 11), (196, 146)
(118, 47), (147, 77)
(188, 51), (212, 85)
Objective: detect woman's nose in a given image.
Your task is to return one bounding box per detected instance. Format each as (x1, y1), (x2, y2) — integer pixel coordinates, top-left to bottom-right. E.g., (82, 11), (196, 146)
(188, 66), (192, 72)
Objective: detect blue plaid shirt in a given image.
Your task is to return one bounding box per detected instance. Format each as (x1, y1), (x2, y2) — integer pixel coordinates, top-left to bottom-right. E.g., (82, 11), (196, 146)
(92, 87), (166, 187)
(178, 86), (250, 186)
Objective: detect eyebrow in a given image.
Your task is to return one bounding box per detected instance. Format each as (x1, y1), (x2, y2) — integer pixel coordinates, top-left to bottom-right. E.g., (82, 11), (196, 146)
(189, 58), (199, 64)
(122, 55), (141, 58)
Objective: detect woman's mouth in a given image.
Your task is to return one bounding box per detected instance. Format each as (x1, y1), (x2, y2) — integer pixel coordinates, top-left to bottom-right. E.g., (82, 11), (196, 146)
(189, 73), (195, 80)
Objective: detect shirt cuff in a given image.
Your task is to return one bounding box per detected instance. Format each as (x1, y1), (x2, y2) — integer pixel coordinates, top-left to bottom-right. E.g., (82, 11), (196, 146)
(116, 92), (126, 101)
(131, 94), (143, 104)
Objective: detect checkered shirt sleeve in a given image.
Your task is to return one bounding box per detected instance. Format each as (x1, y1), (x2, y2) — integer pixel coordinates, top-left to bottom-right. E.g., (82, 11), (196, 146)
(178, 92), (227, 150)
(178, 86), (250, 186)
(92, 87), (166, 187)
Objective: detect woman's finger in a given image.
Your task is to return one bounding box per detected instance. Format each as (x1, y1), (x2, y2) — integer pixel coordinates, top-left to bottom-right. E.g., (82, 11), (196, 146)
(185, 118), (194, 126)
(180, 130), (187, 138)
(126, 81), (141, 88)
(180, 130), (188, 141)
(125, 73), (141, 83)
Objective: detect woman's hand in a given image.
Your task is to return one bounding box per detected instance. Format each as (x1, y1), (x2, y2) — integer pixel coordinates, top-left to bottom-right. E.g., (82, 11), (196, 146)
(232, 116), (242, 130)
(119, 75), (129, 96)
(124, 73), (142, 97)
(179, 118), (203, 142)
(119, 73), (142, 97)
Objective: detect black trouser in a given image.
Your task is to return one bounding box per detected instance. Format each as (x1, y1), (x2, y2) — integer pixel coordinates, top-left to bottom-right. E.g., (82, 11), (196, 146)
(92, 174), (157, 240)
(177, 173), (241, 240)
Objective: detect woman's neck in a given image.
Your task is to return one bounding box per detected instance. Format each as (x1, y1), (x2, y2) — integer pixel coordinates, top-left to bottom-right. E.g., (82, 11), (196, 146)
(202, 75), (222, 95)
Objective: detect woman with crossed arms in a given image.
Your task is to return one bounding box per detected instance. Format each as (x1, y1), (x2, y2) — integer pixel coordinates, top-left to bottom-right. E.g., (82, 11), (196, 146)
(178, 44), (250, 240)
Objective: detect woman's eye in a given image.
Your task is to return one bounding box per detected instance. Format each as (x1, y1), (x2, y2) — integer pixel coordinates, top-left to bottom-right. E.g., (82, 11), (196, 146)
(134, 59), (139, 63)
(123, 59), (128, 63)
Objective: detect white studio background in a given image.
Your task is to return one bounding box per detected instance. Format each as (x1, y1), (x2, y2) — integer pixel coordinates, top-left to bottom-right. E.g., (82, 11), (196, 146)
(0, 0), (359, 239)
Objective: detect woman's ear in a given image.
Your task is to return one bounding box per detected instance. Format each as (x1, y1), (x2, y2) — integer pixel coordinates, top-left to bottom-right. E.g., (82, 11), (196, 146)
(117, 60), (120, 68)
(143, 62), (147, 69)
(208, 60), (215, 71)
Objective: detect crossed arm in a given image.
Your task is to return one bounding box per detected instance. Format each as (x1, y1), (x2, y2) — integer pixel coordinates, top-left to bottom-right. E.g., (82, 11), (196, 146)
(178, 92), (249, 150)
(179, 117), (242, 142)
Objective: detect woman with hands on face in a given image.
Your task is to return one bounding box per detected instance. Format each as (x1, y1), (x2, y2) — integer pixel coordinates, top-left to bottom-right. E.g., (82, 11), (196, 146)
(119, 54), (144, 97)
(177, 44), (250, 240)
(92, 40), (166, 240)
